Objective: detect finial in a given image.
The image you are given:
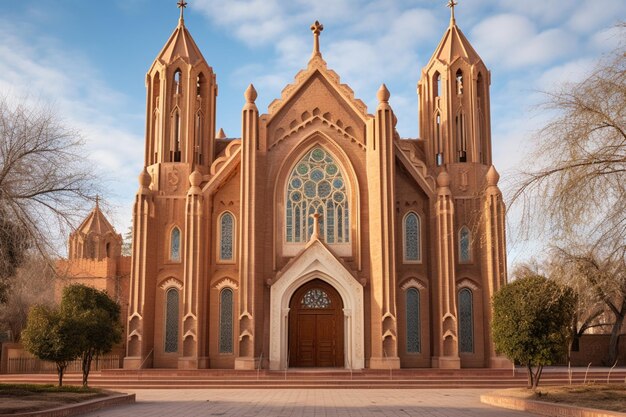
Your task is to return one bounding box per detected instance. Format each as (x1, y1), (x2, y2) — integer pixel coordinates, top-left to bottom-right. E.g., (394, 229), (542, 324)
(310, 20), (324, 57)
(447, 0), (458, 24)
(177, 0), (188, 23)
(244, 84), (257, 103)
(377, 84), (390, 103)
(95, 194), (100, 208)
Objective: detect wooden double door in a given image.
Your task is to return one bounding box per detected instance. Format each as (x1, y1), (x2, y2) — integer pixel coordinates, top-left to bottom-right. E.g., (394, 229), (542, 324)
(288, 279), (344, 367)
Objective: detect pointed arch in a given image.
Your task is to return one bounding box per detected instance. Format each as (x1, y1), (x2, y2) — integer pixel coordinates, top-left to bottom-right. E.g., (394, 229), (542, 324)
(435, 111), (443, 166)
(477, 72), (488, 164)
(403, 212), (421, 263)
(458, 225), (472, 263)
(455, 69), (464, 96)
(456, 109), (467, 162)
(173, 68), (182, 95)
(433, 71), (441, 98)
(170, 106), (182, 162)
(169, 226), (181, 262)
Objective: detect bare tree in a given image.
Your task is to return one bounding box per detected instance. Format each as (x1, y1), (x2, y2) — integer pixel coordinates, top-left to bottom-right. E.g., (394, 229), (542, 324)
(0, 97), (99, 301)
(550, 246), (626, 365)
(510, 25), (625, 248)
(0, 256), (55, 342)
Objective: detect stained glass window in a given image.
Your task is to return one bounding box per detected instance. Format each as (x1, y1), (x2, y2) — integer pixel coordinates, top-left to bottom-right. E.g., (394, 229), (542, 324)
(458, 288), (473, 353)
(219, 288), (233, 353)
(301, 288), (331, 309)
(459, 226), (471, 262)
(406, 288), (421, 353)
(170, 227), (181, 262)
(404, 212), (421, 261)
(286, 147), (349, 243)
(220, 213), (234, 261)
(164, 288), (179, 353)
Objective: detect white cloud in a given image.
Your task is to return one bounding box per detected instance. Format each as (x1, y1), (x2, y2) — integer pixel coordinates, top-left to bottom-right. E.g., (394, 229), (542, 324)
(471, 14), (575, 69)
(567, 0), (626, 33)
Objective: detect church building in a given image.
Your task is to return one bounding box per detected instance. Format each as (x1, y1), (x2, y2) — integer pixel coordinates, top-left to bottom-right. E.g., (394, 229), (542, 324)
(74, 2), (509, 371)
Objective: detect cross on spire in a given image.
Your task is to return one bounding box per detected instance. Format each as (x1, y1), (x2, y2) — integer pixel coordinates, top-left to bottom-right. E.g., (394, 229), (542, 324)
(447, 0), (458, 24)
(177, 0), (188, 21)
(310, 20), (324, 57)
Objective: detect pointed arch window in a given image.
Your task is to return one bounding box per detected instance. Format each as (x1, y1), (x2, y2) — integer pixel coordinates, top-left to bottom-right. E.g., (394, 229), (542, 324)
(219, 288), (234, 354)
(458, 288), (474, 353)
(459, 226), (471, 263)
(164, 288), (179, 353)
(219, 212), (234, 261)
(171, 108), (181, 162)
(406, 288), (421, 353)
(403, 212), (421, 262)
(455, 69), (464, 95)
(433, 72), (441, 98)
(170, 227), (181, 262)
(285, 147), (349, 244)
(195, 109), (204, 164)
(173, 69), (182, 95)
(477, 72), (487, 164)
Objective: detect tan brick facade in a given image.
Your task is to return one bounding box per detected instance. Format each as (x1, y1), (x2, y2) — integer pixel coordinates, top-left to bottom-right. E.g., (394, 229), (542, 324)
(64, 7), (509, 371)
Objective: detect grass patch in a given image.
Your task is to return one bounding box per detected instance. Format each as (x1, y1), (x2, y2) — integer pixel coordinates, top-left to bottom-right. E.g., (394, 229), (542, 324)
(0, 383), (107, 415)
(496, 384), (626, 413)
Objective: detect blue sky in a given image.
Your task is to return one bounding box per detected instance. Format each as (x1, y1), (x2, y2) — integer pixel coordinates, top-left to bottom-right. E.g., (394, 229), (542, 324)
(0, 0), (624, 265)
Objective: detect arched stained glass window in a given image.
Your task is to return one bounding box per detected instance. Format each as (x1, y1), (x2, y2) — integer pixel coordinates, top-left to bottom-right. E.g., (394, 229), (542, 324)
(301, 288), (331, 309)
(406, 288), (421, 353)
(164, 288), (179, 353)
(170, 227), (181, 262)
(219, 288), (233, 354)
(459, 226), (471, 262)
(220, 213), (234, 261)
(286, 147), (349, 244)
(458, 288), (473, 353)
(404, 212), (421, 262)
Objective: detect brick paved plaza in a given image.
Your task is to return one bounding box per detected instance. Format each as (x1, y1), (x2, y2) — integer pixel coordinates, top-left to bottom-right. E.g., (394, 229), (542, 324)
(82, 389), (536, 417)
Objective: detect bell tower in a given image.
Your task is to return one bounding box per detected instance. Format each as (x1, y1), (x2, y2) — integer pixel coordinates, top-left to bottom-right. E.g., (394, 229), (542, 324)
(418, 0), (491, 167)
(144, 0), (217, 169)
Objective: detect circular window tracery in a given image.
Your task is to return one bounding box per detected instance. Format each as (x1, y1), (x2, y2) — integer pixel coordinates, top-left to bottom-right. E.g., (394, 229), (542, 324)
(301, 288), (332, 309)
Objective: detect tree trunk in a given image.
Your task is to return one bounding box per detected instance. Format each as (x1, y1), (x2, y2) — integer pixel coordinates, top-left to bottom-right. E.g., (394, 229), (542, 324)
(608, 301), (625, 365)
(82, 351), (94, 387)
(526, 364), (533, 389)
(56, 363), (65, 387)
(532, 365), (544, 389)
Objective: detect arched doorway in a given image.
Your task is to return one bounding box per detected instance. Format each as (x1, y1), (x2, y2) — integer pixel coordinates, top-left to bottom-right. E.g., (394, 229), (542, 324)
(288, 279), (344, 367)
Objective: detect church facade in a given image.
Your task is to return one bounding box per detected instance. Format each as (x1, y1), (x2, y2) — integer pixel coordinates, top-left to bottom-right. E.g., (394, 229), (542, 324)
(118, 5), (508, 371)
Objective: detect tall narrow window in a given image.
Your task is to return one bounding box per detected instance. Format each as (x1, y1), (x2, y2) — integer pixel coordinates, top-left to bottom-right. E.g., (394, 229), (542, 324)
(195, 110), (203, 164)
(286, 147), (349, 243)
(219, 213), (234, 261)
(170, 227), (181, 262)
(219, 288), (233, 353)
(406, 288), (421, 353)
(456, 112), (467, 162)
(172, 109), (181, 162)
(164, 288), (179, 353)
(403, 212), (421, 262)
(459, 226), (471, 262)
(477, 73), (487, 164)
(433, 72), (441, 98)
(173, 69), (182, 95)
(435, 113), (443, 166)
(458, 288), (473, 353)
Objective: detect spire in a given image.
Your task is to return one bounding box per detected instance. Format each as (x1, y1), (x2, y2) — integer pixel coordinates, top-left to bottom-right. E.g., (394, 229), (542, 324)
(310, 20), (324, 58)
(75, 198), (117, 237)
(447, 0), (458, 25)
(177, 0), (188, 25)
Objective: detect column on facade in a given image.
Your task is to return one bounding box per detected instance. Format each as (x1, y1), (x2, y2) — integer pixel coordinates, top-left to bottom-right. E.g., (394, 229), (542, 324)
(434, 170), (461, 368)
(124, 169), (157, 369)
(235, 84), (259, 369)
(482, 166), (509, 368)
(179, 170), (207, 368)
(367, 84), (400, 369)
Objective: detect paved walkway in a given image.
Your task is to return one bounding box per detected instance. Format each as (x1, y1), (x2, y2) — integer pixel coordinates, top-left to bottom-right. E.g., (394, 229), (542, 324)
(82, 389), (537, 417)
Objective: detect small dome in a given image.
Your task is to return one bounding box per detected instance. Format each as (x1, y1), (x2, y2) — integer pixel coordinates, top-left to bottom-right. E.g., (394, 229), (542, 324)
(486, 165), (500, 186)
(436, 170), (450, 188)
(189, 170), (202, 187)
(139, 169), (152, 188)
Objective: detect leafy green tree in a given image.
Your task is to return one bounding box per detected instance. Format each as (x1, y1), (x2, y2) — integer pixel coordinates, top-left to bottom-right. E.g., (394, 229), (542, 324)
(60, 284), (123, 387)
(492, 275), (576, 389)
(21, 305), (80, 387)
